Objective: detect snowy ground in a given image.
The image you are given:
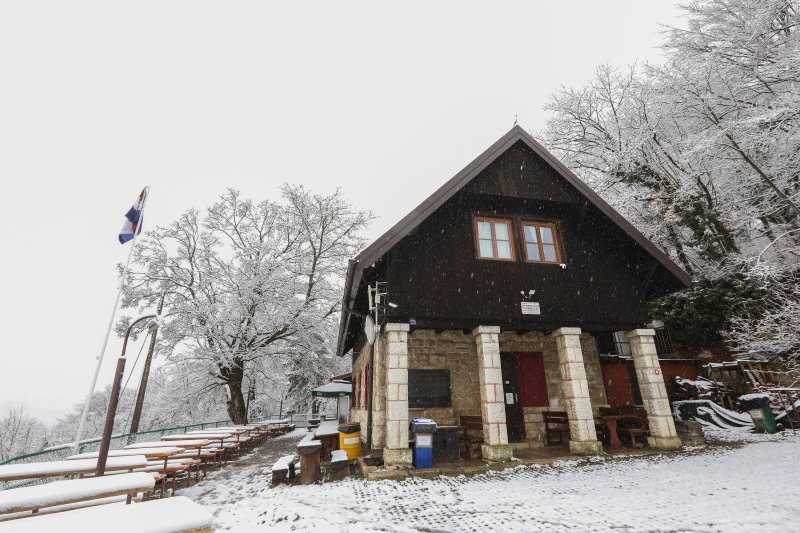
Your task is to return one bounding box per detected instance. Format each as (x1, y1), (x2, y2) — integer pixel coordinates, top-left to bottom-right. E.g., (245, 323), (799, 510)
(183, 428), (800, 532)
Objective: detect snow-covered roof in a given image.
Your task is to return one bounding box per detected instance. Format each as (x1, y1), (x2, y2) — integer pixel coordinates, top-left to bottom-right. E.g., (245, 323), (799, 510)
(311, 382), (352, 397)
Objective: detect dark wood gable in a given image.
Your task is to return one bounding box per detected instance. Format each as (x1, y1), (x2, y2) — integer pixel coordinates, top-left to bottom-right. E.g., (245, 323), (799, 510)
(337, 127), (691, 356)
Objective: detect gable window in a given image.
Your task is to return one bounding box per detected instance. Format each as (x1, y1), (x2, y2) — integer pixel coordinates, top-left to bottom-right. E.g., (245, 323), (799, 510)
(474, 217), (515, 260)
(521, 222), (562, 263)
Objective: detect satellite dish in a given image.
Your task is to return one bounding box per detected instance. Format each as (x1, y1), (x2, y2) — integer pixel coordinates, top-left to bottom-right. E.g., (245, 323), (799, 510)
(365, 315), (376, 345)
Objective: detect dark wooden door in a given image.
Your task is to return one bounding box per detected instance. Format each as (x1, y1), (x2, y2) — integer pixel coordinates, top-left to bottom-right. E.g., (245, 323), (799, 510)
(501, 352), (526, 442)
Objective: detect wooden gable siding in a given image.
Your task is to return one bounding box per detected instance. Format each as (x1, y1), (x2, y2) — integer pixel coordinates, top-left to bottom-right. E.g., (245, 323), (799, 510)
(382, 143), (663, 332)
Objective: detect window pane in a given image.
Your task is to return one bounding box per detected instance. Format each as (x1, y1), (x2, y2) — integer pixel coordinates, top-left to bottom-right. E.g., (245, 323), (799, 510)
(479, 239), (495, 258)
(477, 221), (492, 239)
(543, 244), (557, 262)
(496, 240), (512, 259)
(493, 222), (509, 240)
(526, 243), (541, 261)
(540, 226), (554, 244)
(524, 225), (538, 243)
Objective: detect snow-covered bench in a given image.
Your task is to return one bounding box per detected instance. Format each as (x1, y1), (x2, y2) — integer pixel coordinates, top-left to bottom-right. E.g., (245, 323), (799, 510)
(330, 450), (348, 471)
(0, 456), (148, 482)
(0, 495), (213, 533)
(0, 472), (156, 516)
(270, 455), (297, 484)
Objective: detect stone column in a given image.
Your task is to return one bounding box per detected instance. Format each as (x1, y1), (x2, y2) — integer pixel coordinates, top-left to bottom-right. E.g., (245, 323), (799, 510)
(472, 326), (513, 462)
(383, 323), (412, 467)
(626, 329), (682, 450)
(553, 327), (603, 455)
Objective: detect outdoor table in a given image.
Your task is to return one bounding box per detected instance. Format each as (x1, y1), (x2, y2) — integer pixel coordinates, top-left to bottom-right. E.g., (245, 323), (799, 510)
(0, 456), (149, 482)
(601, 415), (625, 450)
(314, 420), (340, 460)
(125, 440), (212, 462)
(68, 447), (185, 476)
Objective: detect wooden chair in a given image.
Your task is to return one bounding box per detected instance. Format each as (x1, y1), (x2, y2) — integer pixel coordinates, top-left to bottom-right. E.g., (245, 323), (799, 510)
(543, 411), (570, 446)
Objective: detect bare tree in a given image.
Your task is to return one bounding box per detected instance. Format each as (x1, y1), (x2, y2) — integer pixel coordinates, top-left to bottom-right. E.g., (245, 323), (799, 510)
(119, 187), (372, 423)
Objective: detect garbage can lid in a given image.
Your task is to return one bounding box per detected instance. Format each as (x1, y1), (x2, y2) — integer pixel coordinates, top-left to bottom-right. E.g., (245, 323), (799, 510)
(410, 417), (438, 433)
(338, 422), (361, 433)
(738, 393), (772, 410)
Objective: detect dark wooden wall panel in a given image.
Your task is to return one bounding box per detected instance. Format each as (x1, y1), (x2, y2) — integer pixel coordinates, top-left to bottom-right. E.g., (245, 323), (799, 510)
(383, 143), (657, 331)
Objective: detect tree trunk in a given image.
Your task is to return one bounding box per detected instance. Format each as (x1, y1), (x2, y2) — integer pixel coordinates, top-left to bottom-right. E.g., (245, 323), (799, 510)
(224, 365), (248, 424)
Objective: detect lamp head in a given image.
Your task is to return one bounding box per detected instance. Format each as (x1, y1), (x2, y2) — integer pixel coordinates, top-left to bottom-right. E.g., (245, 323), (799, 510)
(146, 315), (163, 333)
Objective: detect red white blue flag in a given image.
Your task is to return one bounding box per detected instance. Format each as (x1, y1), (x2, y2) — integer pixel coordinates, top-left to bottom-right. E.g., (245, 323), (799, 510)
(119, 188), (147, 244)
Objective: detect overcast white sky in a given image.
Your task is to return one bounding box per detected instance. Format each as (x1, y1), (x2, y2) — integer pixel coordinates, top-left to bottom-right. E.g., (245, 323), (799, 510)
(0, 1), (683, 425)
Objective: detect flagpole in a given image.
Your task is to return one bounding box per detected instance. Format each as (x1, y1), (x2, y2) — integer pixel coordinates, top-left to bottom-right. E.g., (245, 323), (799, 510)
(72, 186), (151, 451)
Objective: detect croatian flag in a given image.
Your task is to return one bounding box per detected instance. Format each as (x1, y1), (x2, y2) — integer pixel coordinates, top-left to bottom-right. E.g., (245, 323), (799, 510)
(119, 188), (147, 244)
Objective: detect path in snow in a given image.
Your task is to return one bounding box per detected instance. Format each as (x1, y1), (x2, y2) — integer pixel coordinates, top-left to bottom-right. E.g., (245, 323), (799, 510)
(184, 428), (800, 532)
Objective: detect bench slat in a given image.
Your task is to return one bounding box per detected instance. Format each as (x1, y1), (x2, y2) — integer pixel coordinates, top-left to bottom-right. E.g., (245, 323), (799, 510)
(0, 456), (148, 482)
(0, 472), (155, 515)
(0, 496), (212, 533)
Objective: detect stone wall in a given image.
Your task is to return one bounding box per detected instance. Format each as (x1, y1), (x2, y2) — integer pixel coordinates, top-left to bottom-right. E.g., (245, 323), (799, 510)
(350, 339), (370, 444)
(407, 330), (481, 425)
(498, 331), (608, 447)
(359, 327), (609, 450)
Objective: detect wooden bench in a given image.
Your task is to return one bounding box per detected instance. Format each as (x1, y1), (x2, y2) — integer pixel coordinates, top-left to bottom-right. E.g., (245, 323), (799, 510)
(270, 455), (297, 484)
(458, 415), (484, 459)
(0, 456), (148, 482)
(0, 495), (213, 533)
(0, 472), (156, 516)
(543, 411), (570, 446)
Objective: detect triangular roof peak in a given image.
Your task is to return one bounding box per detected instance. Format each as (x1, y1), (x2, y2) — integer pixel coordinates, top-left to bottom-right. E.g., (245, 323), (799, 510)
(354, 125), (691, 286)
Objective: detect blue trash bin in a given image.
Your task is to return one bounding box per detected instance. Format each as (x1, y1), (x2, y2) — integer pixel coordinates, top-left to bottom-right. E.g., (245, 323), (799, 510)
(410, 418), (437, 469)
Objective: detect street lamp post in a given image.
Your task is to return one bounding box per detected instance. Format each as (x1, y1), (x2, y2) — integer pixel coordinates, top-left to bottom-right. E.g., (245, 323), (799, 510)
(95, 313), (161, 477)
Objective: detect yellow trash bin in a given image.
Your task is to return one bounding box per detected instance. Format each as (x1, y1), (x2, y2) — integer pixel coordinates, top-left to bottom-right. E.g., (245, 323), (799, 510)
(338, 422), (362, 460)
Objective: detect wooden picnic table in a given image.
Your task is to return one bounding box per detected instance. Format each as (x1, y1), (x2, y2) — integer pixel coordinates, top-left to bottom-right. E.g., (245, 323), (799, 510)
(0, 472), (156, 515)
(69, 447), (184, 473)
(314, 421), (340, 460)
(600, 415), (625, 450)
(125, 441), (213, 464)
(0, 456), (148, 482)
(0, 495), (213, 533)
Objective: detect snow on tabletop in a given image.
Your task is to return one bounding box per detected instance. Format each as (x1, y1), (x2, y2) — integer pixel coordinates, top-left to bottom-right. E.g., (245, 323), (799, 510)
(162, 433), (232, 439)
(314, 420), (340, 437)
(68, 447), (183, 460)
(0, 496), (213, 533)
(0, 495), (128, 522)
(125, 440), (211, 448)
(0, 472), (156, 513)
(0, 456), (148, 481)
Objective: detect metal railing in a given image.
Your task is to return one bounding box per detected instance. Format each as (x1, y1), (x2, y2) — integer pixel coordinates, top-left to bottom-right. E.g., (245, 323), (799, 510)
(1, 412), (334, 468)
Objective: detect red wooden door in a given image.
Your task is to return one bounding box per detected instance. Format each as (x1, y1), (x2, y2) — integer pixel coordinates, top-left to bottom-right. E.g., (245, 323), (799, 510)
(516, 352), (549, 408)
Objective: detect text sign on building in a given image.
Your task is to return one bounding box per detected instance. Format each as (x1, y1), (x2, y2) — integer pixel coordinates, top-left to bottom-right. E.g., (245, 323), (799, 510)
(521, 301), (541, 315)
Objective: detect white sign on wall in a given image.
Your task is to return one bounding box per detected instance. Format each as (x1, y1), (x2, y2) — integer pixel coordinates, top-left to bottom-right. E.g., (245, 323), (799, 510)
(521, 301), (541, 315)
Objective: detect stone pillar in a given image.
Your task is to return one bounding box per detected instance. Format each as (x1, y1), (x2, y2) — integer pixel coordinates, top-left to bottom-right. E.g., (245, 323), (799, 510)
(626, 329), (682, 450)
(383, 323), (412, 467)
(472, 326), (513, 462)
(553, 327), (603, 455)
